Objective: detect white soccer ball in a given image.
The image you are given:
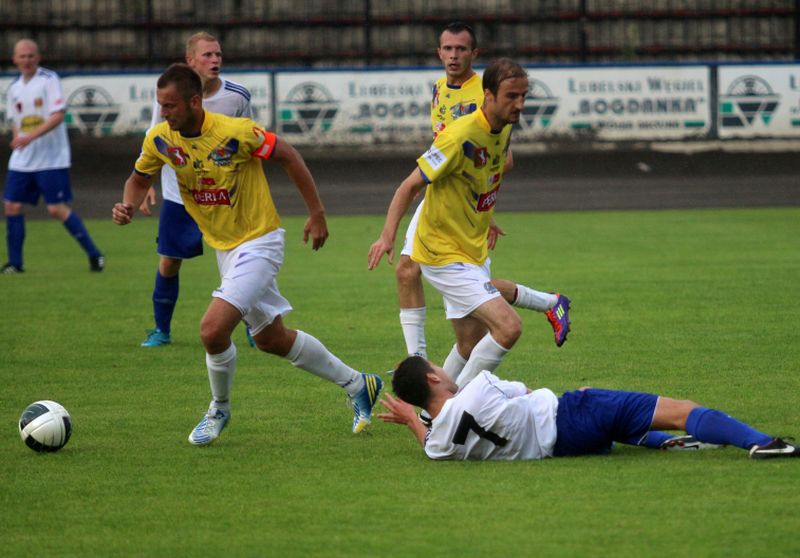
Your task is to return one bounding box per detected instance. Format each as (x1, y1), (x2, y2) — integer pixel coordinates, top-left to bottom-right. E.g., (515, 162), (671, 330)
(19, 400), (72, 452)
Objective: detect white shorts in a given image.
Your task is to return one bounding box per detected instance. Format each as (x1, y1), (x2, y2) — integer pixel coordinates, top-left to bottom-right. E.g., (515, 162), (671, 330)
(213, 228), (293, 335)
(400, 200), (424, 258)
(420, 258), (500, 319)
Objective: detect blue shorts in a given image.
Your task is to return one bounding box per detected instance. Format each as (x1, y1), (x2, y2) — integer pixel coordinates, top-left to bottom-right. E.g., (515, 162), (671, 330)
(553, 389), (659, 457)
(156, 199), (203, 259)
(4, 169), (73, 205)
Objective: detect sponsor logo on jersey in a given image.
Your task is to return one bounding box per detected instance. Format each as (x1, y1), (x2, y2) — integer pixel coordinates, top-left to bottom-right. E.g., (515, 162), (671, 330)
(191, 188), (231, 206)
(20, 115), (44, 132)
(422, 145), (447, 170)
(474, 184), (500, 212)
(207, 138), (239, 166)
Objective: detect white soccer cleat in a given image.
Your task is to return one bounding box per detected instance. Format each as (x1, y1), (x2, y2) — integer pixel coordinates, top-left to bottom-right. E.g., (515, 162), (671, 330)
(188, 408), (229, 446)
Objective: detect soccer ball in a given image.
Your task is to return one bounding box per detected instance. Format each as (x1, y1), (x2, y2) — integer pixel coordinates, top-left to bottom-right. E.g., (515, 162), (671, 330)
(19, 400), (72, 452)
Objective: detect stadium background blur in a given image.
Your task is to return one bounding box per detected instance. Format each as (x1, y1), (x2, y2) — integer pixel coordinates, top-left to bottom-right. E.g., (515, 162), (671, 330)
(1, 0), (798, 216)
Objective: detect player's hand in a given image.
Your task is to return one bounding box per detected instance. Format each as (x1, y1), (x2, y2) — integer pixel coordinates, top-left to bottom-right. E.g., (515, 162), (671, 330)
(303, 212), (328, 250)
(138, 187), (157, 216)
(367, 236), (394, 270)
(10, 135), (33, 149)
(112, 202), (134, 225)
(376, 393), (418, 426)
(487, 220), (506, 251)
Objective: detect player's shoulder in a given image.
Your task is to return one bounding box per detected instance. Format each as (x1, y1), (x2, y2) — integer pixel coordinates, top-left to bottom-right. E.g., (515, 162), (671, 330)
(220, 77), (252, 102)
(36, 67), (61, 81)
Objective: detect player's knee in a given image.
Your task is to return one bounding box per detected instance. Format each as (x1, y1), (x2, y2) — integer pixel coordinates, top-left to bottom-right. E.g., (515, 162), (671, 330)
(4, 201), (22, 216)
(199, 320), (229, 353)
(495, 314), (522, 348)
(159, 257), (182, 277)
(395, 256), (420, 285)
(46, 205), (68, 220)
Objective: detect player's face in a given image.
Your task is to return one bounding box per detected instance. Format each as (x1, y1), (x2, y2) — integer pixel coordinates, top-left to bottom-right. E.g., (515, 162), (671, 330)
(12, 42), (40, 78)
(486, 77), (528, 126)
(187, 40), (222, 83)
(437, 31), (477, 83)
(157, 84), (200, 132)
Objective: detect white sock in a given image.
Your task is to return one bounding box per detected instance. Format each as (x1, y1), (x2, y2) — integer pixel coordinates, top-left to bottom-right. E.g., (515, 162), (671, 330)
(442, 344), (467, 382)
(512, 284), (558, 312)
(206, 342), (237, 412)
(455, 334), (509, 389)
(399, 307), (427, 358)
(286, 330), (364, 396)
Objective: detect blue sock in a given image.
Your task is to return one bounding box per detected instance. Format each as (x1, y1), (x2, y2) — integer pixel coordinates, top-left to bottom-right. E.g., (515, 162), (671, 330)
(6, 214), (25, 268)
(639, 430), (674, 449)
(685, 407), (773, 450)
(63, 212), (101, 258)
(153, 271), (179, 334)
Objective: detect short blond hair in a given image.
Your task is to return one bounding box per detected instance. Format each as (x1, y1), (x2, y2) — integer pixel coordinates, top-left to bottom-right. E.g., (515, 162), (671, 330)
(185, 32), (218, 57)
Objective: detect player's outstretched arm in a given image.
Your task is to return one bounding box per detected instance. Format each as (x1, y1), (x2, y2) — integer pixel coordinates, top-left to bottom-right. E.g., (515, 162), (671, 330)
(113, 171), (154, 225)
(376, 393), (428, 447)
(367, 168), (426, 270)
(271, 137), (328, 250)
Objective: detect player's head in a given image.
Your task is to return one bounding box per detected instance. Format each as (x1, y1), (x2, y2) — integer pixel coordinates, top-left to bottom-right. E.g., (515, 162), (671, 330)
(391, 356), (458, 409)
(156, 63), (203, 132)
(482, 58), (528, 126)
(185, 31), (222, 84)
(12, 39), (40, 78)
(437, 22), (478, 83)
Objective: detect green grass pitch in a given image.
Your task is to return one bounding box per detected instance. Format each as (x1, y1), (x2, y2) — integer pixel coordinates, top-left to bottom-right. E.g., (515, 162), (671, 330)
(1, 208), (798, 557)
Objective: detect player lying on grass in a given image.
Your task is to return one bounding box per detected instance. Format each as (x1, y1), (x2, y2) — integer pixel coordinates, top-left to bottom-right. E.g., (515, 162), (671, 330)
(377, 356), (800, 461)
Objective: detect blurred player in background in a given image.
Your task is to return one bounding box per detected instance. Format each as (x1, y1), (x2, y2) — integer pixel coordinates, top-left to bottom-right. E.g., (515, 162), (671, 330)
(377, 356), (800, 461)
(114, 64), (382, 444)
(138, 32), (253, 348)
(395, 23), (570, 365)
(3, 39), (104, 274)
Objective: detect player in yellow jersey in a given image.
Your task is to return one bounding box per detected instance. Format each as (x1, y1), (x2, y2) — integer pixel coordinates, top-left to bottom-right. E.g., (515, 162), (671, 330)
(370, 58), (570, 390)
(394, 24), (571, 377)
(113, 64), (382, 445)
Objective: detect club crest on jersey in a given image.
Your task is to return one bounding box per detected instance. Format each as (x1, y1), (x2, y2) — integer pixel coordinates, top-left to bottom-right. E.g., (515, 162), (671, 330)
(450, 102), (477, 119)
(154, 136), (189, 168)
(191, 188), (231, 206)
(462, 141), (489, 168)
(34, 97), (43, 108)
(474, 184), (501, 212)
(208, 138), (239, 167)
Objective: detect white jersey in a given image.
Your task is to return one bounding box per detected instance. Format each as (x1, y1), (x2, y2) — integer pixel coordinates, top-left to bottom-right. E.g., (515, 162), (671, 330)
(6, 67), (70, 171)
(150, 76), (252, 203)
(425, 371), (559, 461)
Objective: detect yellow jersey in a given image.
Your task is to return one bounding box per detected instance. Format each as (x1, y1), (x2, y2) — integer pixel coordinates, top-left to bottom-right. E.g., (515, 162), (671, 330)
(431, 72), (483, 136)
(135, 111), (280, 250)
(412, 108), (511, 267)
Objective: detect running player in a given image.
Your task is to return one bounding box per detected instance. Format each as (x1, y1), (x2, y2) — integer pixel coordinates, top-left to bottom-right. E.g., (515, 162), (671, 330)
(113, 64), (382, 444)
(377, 356), (800, 461)
(3, 39), (104, 274)
(396, 23), (570, 366)
(370, 59), (563, 388)
(138, 32), (253, 348)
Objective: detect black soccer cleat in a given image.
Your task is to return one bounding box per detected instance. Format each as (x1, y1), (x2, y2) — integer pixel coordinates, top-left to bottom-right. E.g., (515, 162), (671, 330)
(749, 437), (800, 459)
(89, 255), (105, 272)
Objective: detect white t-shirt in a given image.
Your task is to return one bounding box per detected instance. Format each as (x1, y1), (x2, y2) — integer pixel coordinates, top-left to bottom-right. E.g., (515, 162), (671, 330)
(150, 77), (253, 203)
(424, 371), (559, 461)
(6, 67), (70, 171)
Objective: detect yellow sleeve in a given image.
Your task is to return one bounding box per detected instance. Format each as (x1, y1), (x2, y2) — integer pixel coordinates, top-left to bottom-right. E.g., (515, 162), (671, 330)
(134, 128), (166, 177)
(416, 130), (461, 184)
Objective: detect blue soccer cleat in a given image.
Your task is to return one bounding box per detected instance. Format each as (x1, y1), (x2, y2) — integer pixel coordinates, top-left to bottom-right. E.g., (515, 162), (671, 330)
(141, 328), (171, 347)
(350, 373), (383, 434)
(188, 407), (230, 446)
(545, 293), (571, 347)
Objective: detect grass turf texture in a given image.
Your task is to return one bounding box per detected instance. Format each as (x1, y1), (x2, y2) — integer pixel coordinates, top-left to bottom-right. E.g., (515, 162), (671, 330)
(1, 208), (798, 557)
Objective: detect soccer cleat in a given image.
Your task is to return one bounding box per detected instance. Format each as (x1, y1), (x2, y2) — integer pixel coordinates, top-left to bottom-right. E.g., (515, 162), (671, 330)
(1, 262), (24, 274)
(141, 328), (171, 347)
(188, 408), (230, 446)
(660, 434), (723, 451)
(350, 373), (383, 434)
(749, 437), (800, 459)
(89, 255), (105, 272)
(545, 293), (571, 347)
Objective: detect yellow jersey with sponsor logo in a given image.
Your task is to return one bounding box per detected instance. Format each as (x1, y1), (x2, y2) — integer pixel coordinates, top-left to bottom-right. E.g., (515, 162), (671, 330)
(135, 111), (280, 250)
(431, 73), (483, 137)
(413, 108), (511, 267)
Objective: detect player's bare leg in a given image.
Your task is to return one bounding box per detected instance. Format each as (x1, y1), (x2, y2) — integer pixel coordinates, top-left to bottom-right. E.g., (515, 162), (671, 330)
(397, 255), (428, 358)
